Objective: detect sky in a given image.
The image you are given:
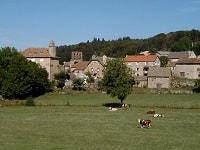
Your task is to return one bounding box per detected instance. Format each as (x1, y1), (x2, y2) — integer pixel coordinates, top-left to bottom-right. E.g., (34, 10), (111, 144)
(0, 0), (200, 51)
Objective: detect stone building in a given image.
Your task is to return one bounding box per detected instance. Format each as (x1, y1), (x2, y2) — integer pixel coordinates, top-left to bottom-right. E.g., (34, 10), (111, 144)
(123, 54), (160, 76)
(174, 58), (200, 79)
(147, 67), (171, 88)
(22, 40), (62, 80)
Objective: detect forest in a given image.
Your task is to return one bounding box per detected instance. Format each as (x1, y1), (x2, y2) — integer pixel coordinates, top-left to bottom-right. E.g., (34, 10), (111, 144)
(56, 29), (200, 63)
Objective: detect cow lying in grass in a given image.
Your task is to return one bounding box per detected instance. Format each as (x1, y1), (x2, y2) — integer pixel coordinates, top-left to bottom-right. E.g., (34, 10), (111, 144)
(108, 107), (118, 111)
(147, 109), (155, 114)
(138, 119), (151, 128)
(121, 103), (130, 110)
(153, 114), (164, 117)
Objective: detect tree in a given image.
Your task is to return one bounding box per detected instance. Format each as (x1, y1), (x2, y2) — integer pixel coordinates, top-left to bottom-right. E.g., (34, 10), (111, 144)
(0, 47), (51, 99)
(193, 79), (200, 93)
(102, 58), (134, 104)
(72, 78), (85, 91)
(54, 71), (67, 88)
(159, 56), (169, 67)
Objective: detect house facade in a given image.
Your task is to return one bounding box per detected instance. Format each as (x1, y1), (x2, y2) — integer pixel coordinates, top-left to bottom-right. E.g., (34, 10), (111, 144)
(86, 60), (104, 79)
(174, 58), (200, 79)
(123, 55), (160, 76)
(147, 67), (171, 88)
(22, 40), (62, 80)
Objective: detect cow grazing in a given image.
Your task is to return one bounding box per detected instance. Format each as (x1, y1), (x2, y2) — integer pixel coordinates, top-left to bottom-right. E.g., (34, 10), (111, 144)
(147, 109), (155, 114)
(138, 119), (152, 128)
(153, 114), (164, 117)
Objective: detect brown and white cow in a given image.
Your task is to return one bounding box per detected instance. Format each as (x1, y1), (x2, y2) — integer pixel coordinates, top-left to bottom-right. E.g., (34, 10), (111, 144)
(121, 103), (130, 110)
(147, 109), (155, 114)
(138, 119), (152, 128)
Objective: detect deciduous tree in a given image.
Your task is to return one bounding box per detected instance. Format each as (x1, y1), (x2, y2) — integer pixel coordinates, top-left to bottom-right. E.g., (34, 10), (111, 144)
(0, 47), (51, 99)
(102, 58), (134, 104)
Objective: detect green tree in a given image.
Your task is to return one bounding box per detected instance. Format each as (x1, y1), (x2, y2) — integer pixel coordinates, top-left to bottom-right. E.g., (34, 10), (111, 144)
(72, 78), (85, 91)
(0, 47), (51, 99)
(193, 79), (200, 93)
(159, 56), (169, 67)
(102, 58), (134, 104)
(54, 71), (67, 88)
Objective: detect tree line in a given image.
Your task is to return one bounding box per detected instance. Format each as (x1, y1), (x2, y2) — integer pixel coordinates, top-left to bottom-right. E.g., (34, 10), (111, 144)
(57, 29), (200, 63)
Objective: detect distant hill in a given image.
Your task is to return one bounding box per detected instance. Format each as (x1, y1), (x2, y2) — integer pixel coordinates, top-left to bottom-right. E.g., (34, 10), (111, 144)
(57, 29), (200, 63)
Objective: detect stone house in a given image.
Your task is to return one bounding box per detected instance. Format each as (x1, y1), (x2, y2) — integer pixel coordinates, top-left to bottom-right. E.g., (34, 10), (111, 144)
(147, 67), (171, 88)
(86, 60), (104, 79)
(174, 58), (200, 79)
(22, 40), (62, 80)
(123, 54), (160, 76)
(70, 55), (109, 79)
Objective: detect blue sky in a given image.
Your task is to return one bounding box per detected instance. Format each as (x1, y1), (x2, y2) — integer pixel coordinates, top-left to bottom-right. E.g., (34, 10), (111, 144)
(0, 0), (200, 51)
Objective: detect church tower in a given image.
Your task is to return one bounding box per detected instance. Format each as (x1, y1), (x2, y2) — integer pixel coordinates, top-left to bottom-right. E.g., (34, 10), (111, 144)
(49, 40), (56, 57)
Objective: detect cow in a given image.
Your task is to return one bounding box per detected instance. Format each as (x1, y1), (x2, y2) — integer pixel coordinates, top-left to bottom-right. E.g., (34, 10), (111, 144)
(138, 119), (152, 128)
(153, 114), (164, 117)
(121, 103), (130, 110)
(147, 109), (155, 114)
(108, 107), (118, 111)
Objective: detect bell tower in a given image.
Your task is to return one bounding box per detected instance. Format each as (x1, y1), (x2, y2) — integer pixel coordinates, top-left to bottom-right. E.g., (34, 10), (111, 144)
(49, 40), (56, 57)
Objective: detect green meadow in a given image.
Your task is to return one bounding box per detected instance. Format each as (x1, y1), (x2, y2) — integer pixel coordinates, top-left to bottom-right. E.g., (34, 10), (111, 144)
(0, 93), (200, 150)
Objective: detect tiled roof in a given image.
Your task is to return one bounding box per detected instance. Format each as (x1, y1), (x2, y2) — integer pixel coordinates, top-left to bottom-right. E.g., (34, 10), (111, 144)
(22, 48), (52, 58)
(176, 58), (200, 64)
(72, 61), (90, 70)
(124, 55), (157, 62)
(148, 67), (171, 77)
(168, 51), (189, 59)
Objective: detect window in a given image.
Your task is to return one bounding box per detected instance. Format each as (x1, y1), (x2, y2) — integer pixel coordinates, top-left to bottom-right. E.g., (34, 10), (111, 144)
(180, 72), (185, 77)
(137, 68), (139, 71)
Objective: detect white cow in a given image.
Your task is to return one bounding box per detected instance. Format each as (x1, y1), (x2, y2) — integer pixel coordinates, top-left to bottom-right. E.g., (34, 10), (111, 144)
(108, 107), (118, 111)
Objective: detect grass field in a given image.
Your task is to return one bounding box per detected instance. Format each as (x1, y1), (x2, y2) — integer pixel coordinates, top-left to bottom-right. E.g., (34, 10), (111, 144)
(0, 93), (200, 150)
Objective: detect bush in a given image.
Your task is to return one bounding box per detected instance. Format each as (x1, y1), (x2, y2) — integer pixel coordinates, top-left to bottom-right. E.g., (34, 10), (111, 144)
(25, 97), (35, 106)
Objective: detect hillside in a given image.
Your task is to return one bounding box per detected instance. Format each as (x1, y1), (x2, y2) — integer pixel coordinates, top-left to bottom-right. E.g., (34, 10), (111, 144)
(57, 29), (200, 63)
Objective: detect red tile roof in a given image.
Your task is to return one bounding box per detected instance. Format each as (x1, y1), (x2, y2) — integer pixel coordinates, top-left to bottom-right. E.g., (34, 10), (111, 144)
(124, 55), (157, 62)
(22, 48), (52, 58)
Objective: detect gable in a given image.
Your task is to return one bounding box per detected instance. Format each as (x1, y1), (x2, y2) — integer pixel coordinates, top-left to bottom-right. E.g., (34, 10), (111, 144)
(88, 60), (104, 67)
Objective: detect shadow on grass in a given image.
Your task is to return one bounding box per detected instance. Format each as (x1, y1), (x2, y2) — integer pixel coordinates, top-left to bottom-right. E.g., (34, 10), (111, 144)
(102, 102), (121, 108)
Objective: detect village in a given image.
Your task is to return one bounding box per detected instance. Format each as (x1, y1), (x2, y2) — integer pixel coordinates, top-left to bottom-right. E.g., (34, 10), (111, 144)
(22, 40), (200, 90)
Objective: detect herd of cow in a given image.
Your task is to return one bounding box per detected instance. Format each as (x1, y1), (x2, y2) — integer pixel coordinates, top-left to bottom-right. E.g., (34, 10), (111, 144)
(108, 105), (164, 129)
(138, 109), (164, 128)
